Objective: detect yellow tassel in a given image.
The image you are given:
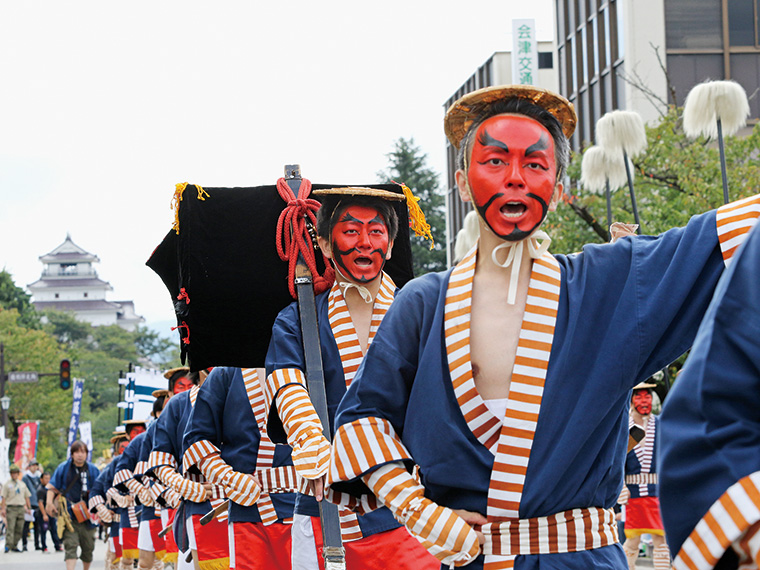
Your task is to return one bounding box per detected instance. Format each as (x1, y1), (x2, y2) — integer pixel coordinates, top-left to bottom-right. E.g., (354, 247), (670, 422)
(395, 181), (434, 249)
(162, 552), (178, 564)
(171, 182), (210, 234)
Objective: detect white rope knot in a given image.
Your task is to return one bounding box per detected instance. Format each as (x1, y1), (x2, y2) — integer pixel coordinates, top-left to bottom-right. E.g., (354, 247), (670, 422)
(398, 496), (425, 525)
(335, 268), (374, 303)
(490, 230), (552, 305)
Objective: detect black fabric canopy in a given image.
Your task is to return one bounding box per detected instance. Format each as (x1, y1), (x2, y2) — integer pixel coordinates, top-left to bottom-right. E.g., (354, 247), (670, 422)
(146, 182), (415, 371)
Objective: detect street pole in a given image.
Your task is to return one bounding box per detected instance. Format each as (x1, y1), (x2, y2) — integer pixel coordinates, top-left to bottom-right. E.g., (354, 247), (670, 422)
(0, 343), (7, 435)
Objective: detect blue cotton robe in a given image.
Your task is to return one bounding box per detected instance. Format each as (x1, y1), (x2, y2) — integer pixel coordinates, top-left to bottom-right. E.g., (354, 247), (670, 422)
(265, 289), (403, 538)
(183, 366), (296, 524)
(333, 207), (751, 569)
(624, 415), (660, 499)
(660, 221), (760, 567)
(113, 432), (146, 529)
(50, 458), (100, 527)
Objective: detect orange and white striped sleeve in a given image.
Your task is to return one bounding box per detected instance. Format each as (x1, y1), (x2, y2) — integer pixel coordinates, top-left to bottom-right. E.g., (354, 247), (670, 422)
(153, 465), (207, 504)
(264, 368), (330, 480)
(674, 471), (760, 570)
(363, 462), (480, 567)
(184, 440), (260, 507)
(716, 194), (760, 264)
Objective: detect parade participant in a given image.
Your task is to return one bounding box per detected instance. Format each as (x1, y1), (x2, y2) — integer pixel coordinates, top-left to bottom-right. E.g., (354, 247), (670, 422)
(22, 460), (41, 551)
(109, 419), (147, 569)
(264, 187), (440, 570)
(326, 84), (760, 570)
(659, 222), (760, 570)
(37, 471), (63, 553)
(184, 367), (298, 570)
(620, 381), (670, 570)
(47, 440), (100, 570)
(149, 370), (229, 570)
(2, 464), (32, 553)
(90, 434), (128, 570)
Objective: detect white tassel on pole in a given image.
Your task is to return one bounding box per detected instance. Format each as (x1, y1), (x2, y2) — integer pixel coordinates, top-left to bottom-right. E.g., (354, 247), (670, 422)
(580, 146), (630, 194)
(596, 111), (648, 158)
(683, 80), (749, 204)
(596, 110), (648, 233)
(683, 80), (749, 140)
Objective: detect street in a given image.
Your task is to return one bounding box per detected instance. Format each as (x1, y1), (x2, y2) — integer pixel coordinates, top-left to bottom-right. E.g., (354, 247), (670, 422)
(0, 536), (106, 570)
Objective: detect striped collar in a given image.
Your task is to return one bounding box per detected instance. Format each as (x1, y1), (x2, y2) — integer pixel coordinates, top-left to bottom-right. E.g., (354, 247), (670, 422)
(327, 271), (396, 389)
(444, 243), (561, 522)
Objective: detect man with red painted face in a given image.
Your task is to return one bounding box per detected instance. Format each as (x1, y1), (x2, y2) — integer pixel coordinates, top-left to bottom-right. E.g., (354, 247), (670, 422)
(326, 85), (760, 569)
(263, 187), (440, 570)
(619, 381), (670, 570)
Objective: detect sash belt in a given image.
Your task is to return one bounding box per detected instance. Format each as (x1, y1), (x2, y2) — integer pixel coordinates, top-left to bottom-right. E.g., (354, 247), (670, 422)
(478, 507), (619, 557)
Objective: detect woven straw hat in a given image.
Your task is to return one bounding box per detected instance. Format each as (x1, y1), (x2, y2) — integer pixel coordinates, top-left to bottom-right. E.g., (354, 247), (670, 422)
(633, 381), (657, 390)
(444, 85), (577, 149)
(110, 433), (128, 444)
(151, 389), (172, 399)
(312, 187), (406, 201)
(163, 366), (189, 380)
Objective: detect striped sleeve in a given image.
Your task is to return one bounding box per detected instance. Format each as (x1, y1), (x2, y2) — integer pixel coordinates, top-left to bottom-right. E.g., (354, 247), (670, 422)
(674, 470), (760, 570)
(113, 469), (134, 490)
(88, 494), (104, 511)
(148, 450), (177, 472)
(263, 367), (307, 419)
(328, 416), (414, 484)
(716, 194), (760, 264)
(183, 439), (221, 473)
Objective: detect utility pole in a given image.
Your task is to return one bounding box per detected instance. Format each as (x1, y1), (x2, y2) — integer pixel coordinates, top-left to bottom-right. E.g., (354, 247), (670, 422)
(0, 343), (7, 435)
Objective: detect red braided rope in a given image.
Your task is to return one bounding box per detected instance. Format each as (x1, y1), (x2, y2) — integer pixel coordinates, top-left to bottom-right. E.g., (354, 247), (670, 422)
(275, 178), (334, 299)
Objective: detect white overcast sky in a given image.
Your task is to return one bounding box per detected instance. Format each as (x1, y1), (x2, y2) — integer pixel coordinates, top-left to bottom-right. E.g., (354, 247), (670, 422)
(0, 0), (554, 332)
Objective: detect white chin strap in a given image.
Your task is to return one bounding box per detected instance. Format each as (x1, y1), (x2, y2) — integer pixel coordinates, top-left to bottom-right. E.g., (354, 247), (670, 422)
(335, 267), (374, 304)
(490, 230), (552, 305)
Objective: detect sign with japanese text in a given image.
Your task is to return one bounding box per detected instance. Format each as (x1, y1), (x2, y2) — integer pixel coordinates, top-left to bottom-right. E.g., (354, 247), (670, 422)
(512, 19), (538, 86)
(13, 421), (38, 471)
(67, 379), (84, 447)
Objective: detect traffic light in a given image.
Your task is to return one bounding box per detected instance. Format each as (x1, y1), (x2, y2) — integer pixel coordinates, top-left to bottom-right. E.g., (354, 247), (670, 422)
(60, 359), (71, 390)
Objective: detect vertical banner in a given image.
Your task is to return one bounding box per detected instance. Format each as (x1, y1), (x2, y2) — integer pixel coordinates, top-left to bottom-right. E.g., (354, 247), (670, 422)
(512, 19), (538, 85)
(120, 367), (164, 422)
(68, 379), (85, 447)
(0, 427), (10, 484)
(13, 421), (38, 472)
(78, 421), (93, 461)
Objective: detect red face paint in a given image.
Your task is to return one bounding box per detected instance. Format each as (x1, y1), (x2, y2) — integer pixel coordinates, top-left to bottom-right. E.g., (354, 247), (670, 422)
(467, 115), (558, 241)
(127, 425), (146, 438)
(117, 441), (129, 455)
(173, 376), (193, 394)
(330, 205), (390, 284)
(632, 390), (653, 415)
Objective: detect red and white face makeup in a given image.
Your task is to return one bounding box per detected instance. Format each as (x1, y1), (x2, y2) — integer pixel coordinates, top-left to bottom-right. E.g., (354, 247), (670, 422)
(466, 114), (558, 241)
(632, 389), (653, 415)
(127, 425), (146, 439)
(117, 440), (129, 455)
(330, 205), (391, 284)
(173, 376), (193, 394)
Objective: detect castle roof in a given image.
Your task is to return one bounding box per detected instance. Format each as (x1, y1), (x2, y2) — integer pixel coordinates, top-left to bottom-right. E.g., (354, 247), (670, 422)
(39, 233), (99, 264)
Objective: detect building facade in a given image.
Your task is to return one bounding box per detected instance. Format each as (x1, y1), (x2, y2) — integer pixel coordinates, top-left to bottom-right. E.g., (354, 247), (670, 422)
(28, 234), (144, 331)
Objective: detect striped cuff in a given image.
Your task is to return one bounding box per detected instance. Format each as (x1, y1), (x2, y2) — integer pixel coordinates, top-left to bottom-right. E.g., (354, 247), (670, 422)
(263, 368), (307, 418)
(716, 194), (760, 264)
(113, 468), (134, 488)
(198, 452), (260, 507)
(88, 494), (105, 512)
(733, 520), (760, 568)
(255, 466), (300, 495)
(674, 470), (760, 570)
(329, 416), (413, 483)
(148, 450), (178, 471)
(148, 482), (166, 502)
(154, 465), (207, 503)
(183, 439), (220, 473)
(134, 461), (147, 478)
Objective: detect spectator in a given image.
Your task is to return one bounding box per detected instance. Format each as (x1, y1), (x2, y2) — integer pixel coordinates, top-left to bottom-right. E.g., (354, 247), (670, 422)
(36, 471), (61, 553)
(2, 464), (32, 553)
(22, 460), (41, 551)
(47, 440), (100, 570)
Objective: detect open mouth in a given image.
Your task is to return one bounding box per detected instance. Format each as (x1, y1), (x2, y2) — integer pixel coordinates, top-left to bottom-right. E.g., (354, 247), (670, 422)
(354, 256), (373, 267)
(500, 202), (527, 218)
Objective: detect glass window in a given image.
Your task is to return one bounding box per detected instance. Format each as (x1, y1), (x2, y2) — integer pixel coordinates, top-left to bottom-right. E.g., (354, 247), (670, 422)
(570, 35), (578, 94)
(665, 0), (723, 49)
(728, 0), (756, 46)
(582, 26), (590, 84)
(592, 16), (600, 76)
(615, 0), (625, 60)
(603, 6), (611, 68)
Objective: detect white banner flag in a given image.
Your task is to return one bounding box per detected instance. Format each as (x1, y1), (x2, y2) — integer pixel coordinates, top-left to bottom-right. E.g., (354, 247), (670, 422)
(79, 421), (93, 461)
(512, 19), (538, 86)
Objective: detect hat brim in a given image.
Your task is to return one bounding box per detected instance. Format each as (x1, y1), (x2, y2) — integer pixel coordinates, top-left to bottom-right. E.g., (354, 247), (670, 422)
(151, 389), (172, 398)
(633, 382), (657, 390)
(444, 85), (577, 149)
(163, 367), (189, 380)
(312, 187), (406, 201)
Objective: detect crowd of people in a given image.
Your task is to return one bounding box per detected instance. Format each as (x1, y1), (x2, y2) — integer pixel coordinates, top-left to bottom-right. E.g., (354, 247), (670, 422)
(4, 84), (760, 570)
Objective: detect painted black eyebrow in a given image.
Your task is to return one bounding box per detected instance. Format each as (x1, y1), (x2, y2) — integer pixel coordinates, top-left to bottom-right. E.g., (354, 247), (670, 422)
(339, 212), (385, 226)
(477, 128), (509, 152)
(525, 132), (550, 156)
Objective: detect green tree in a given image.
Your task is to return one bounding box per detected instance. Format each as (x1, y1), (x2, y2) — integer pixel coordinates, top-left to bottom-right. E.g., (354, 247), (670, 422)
(548, 105), (760, 254)
(0, 269), (40, 329)
(378, 138), (447, 275)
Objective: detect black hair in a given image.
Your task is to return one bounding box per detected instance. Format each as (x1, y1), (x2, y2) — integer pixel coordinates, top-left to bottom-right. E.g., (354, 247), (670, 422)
(316, 195), (399, 244)
(456, 98), (570, 180)
(152, 395), (167, 416)
(169, 370), (199, 392)
(70, 440), (88, 455)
